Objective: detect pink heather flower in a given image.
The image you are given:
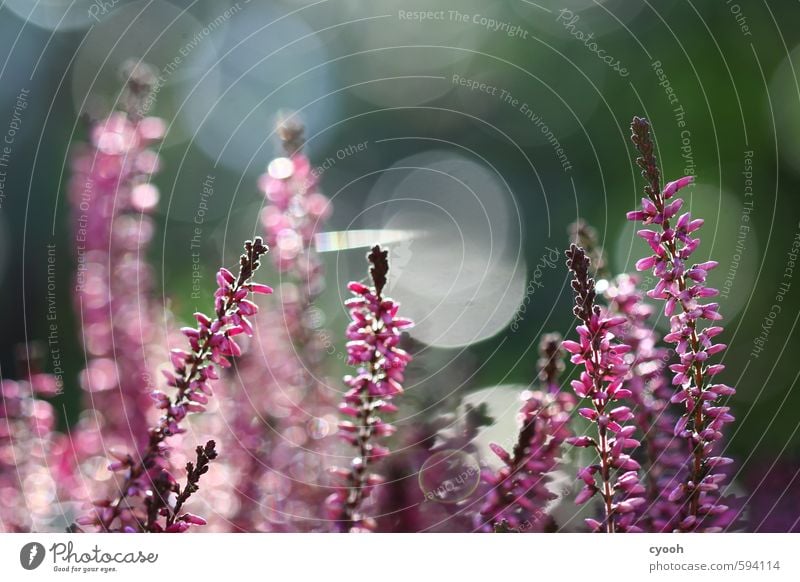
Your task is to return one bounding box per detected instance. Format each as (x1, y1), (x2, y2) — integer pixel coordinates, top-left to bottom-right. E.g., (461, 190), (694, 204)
(0, 369), (61, 532)
(479, 334), (574, 532)
(75, 238), (272, 532)
(230, 119), (335, 532)
(568, 217), (689, 532)
(259, 117), (331, 275)
(327, 246), (413, 532)
(563, 245), (645, 533)
(605, 274), (688, 532)
(628, 116), (736, 532)
(69, 63), (165, 454)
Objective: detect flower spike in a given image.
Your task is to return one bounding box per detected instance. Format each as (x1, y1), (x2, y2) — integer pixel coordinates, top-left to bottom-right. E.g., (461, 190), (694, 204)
(327, 245), (413, 532)
(628, 116), (736, 532)
(75, 238), (271, 532)
(564, 244), (645, 533)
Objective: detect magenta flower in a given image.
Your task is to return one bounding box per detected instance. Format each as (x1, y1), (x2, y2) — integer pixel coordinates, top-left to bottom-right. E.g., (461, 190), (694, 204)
(0, 369), (61, 532)
(568, 215), (689, 532)
(326, 246), (413, 532)
(479, 334), (574, 532)
(628, 116), (736, 531)
(605, 274), (688, 531)
(69, 63), (165, 454)
(260, 118), (331, 276)
(563, 245), (645, 533)
(230, 118), (335, 531)
(75, 238), (272, 532)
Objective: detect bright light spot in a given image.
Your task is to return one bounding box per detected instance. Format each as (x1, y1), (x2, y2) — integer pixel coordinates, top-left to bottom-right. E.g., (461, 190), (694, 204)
(23, 471), (56, 511)
(418, 450), (481, 503)
(345, 151), (525, 347)
(314, 229), (419, 252)
(461, 385), (529, 471)
(268, 157), (294, 180)
(180, 3), (336, 172)
(131, 183), (159, 211)
(306, 417), (330, 440)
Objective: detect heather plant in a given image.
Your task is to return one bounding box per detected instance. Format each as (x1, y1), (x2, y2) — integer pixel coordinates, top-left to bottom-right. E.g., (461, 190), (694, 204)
(69, 61), (165, 454)
(74, 238), (272, 532)
(0, 364), (61, 532)
(569, 219), (610, 279)
(563, 244), (646, 533)
(1, 99), (756, 536)
(327, 246), (413, 532)
(605, 274), (687, 531)
(628, 116), (736, 531)
(569, 218), (688, 531)
(478, 334), (574, 532)
(371, 400), (492, 533)
(231, 117), (335, 531)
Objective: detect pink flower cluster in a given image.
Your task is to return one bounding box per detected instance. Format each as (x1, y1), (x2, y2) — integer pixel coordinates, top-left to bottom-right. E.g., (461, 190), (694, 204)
(230, 119), (335, 531)
(69, 88), (165, 455)
(75, 238), (271, 532)
(479, 334), (574, 532)
(327, 246), (413, 532)
(605, 274), (687, 531)
(563, 245), (645, 533)
(4, 102), (753, 536)
(0, 371), (61, 532)
(480, 398), (573, 531)
(629, 117), (736, 531)
(260, 119), (331, 276)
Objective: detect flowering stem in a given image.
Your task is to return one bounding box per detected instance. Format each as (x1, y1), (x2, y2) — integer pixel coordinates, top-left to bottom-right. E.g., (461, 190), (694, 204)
(631, 118), (704, 518)
(480, 334), (573, 532)
(165, 440), (218, 529)
(90, 238), (271, 532)
(341, 353), (380, 528)
(343, 317), (387, 526)
(588, 341), (618, 534)
(564, 245), (644, 533)
(340, 246), (388, 530)
(330, 245), (413, 532)
(230, 117), (334, 531)
(596, 403), (615, 533)
(629, 117), (734, 531)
